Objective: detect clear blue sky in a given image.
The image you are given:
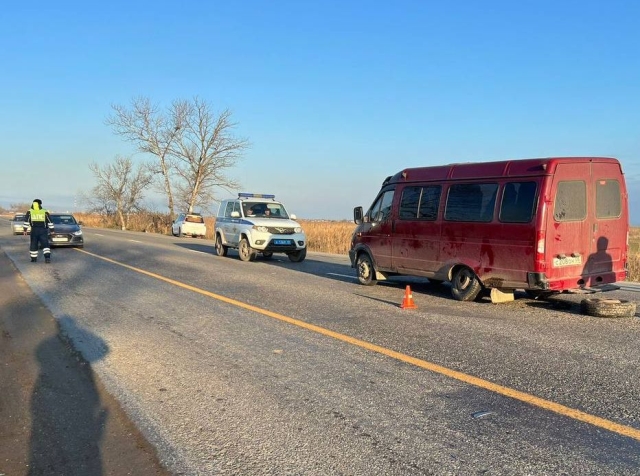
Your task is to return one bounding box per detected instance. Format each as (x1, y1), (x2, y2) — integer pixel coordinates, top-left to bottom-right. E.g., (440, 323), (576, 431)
(1, 0), (639, 223)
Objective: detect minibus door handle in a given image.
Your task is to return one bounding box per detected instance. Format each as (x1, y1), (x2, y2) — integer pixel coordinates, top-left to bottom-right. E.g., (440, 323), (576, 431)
(593, 223), (598, 233)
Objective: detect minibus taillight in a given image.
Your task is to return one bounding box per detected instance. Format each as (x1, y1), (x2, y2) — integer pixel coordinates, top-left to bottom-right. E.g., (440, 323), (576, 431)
(535, 231), (546, 271)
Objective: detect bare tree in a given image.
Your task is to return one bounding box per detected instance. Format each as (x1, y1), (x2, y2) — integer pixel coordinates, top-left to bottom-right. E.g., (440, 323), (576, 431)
(107, 96), (248, 216)
(170, 99), (248, 213)
(9, 202), (33, 213)
(88, 156), (153, 230)
(106, 97), (186, 217)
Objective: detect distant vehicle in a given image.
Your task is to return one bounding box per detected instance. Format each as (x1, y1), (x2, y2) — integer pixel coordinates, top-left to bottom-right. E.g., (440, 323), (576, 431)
(48, 213), (84, 248)
(215, 193), (307, 262)
(171, 213), (207, 238)
(350, 157), (629, 302)
(11, 213), (30, 235)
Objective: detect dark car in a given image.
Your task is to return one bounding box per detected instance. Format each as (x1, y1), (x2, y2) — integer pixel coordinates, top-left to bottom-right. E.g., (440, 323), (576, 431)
(48, 213), (84, 248)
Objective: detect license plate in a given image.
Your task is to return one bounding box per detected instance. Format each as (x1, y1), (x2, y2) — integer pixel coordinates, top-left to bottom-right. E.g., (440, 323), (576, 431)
(52, 237), (68, 242)
(552, 255), (582, 267)
(273, 239), (291, 245)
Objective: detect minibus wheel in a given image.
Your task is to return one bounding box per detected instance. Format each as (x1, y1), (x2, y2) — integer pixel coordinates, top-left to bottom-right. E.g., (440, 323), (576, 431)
(451, 267), (482, 301)
(356, 253), (377, 286)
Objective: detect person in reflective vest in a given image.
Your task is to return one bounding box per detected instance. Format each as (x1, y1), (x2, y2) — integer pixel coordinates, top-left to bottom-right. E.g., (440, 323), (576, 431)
(24, 199), (54, 263)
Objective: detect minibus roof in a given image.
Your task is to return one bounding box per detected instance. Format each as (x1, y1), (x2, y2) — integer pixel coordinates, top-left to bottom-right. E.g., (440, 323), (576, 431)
(386, 157), (620, 185)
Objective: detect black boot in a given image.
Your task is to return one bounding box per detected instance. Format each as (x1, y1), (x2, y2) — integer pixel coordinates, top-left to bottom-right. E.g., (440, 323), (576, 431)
(31, 257), (37, 262)
(45, 256), (51, 263)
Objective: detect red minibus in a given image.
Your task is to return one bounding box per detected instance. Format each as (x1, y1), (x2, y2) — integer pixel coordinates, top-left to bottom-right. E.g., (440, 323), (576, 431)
(349, 157), (629, 301)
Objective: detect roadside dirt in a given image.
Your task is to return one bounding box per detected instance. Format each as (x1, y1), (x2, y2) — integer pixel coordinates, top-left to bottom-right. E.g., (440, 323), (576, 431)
(0, 249), (172, 476)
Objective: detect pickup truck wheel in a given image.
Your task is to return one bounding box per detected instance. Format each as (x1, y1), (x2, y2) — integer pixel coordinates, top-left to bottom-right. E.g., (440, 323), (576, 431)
(451, 267), (482, 301)
(356, 253), (377, 286)
(239, 238), (257, 262)
(215, 234), (228, 257)
(580, 298), (637, 318)
(287, 248), (306, 262)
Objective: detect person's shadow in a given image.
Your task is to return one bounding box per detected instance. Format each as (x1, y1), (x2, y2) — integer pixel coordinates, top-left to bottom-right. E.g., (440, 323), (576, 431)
(29, 316), (109, 476)
(581, 236), (613, 287)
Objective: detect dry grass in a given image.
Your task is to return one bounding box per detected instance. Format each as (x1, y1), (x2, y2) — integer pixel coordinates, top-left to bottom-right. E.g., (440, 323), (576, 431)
(72, 212), (639, 281)
(298, 220), (356, 255)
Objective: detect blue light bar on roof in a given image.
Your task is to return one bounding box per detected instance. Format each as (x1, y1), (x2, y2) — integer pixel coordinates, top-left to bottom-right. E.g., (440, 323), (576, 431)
(238, 193), (276, 199)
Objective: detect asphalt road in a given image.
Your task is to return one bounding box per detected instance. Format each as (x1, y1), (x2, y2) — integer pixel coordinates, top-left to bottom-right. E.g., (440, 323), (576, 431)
(1, 220), (639, 475)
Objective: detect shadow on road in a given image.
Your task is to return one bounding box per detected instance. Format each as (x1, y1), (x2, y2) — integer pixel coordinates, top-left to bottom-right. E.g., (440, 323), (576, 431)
(173, 242), (216, 254)
(28, 316), (109, 476)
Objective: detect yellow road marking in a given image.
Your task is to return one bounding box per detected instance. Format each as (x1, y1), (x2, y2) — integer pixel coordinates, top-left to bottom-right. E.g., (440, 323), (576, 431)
(77, 248), (640, 442)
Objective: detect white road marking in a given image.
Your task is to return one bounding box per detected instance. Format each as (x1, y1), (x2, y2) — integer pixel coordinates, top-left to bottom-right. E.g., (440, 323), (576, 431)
(327, 272), (357, 280)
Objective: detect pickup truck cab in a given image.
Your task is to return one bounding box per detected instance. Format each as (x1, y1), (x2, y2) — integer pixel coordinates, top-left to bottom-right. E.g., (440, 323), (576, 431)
(215, 193), (307, 262)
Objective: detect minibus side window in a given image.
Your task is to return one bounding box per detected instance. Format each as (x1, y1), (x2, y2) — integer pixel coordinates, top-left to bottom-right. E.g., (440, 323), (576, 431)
(399, 186), (441, 220)
(554, 181), (586, 221)
(596, 179), (621, 218)
(445, 183), (498, 222)
(419, 186), (441, 220)
(499, 181), (537, 223)
(399, 187), (421, 219)
(368, 190), (395, 222)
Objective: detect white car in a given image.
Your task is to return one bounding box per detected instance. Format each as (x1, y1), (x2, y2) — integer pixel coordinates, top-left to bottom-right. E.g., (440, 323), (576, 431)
(171, 213), (207, 238)
(12, 213), (30, 235)
(214, 193), (306, 262)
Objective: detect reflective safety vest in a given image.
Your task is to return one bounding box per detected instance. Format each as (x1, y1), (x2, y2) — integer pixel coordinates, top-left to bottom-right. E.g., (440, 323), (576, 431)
(31, 209), (47, 222)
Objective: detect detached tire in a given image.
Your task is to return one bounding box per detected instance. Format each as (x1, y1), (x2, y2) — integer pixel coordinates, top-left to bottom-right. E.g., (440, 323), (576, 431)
(580, 298), (637, 318)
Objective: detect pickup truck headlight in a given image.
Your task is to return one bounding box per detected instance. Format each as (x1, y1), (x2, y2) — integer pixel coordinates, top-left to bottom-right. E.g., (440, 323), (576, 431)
(253, 225), (269, 233)
(294, 227), (302, 233)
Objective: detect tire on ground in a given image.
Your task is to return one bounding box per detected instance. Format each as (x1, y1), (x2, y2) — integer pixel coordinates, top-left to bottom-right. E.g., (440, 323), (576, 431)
(580, 298), (637, 318)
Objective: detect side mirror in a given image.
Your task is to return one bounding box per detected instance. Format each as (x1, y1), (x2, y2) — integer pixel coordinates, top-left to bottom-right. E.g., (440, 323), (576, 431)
(230, 211), (240, 218)
(353, 206), (363, 225)
(78, 221), (83, 226)
(290, 214), (297, 220)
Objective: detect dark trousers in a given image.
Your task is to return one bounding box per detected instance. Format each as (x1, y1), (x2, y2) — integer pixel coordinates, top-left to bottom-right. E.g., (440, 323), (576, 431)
(29, 227), (51, 259)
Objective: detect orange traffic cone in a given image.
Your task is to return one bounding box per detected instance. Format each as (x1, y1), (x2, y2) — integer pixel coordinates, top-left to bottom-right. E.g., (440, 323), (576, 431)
(400, 285), (417, 309)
